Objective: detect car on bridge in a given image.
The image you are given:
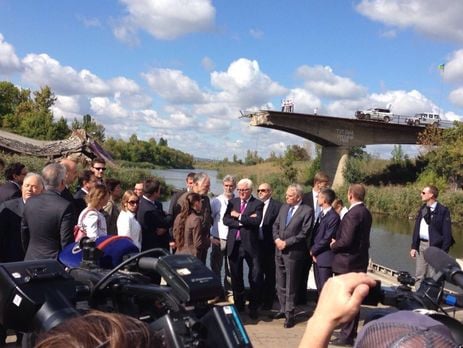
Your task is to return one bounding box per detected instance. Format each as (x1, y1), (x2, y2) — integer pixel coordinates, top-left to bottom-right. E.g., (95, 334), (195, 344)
(355, 107), (393, 122)
(405, 112), (440, 126)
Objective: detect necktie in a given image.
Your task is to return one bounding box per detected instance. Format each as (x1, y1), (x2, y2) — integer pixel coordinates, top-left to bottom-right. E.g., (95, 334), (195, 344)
(236, 200), (246, 240)
(314, 194), (321, 220)
(286, 206), (294, 226)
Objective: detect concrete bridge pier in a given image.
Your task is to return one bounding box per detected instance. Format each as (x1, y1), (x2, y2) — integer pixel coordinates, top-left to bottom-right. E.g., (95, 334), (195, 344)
(320, 146), (349, 190)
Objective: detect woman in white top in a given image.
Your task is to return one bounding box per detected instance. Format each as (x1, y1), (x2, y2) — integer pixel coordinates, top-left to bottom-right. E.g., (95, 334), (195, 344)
(78, 183), (109, 239)
(117, 190), (142, 250)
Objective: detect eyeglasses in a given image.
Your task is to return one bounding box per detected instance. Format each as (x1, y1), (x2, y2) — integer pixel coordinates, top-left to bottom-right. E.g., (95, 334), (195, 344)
(237, 188), (250, 192)
(93, 167), (106, 171)
(257, 189), (268, 193)
(128, 200), (139, 205)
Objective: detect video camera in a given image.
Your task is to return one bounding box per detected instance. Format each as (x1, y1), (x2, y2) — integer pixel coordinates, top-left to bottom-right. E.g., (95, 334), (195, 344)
(0, 237), (252, 347)
(362, 247), (463, 344)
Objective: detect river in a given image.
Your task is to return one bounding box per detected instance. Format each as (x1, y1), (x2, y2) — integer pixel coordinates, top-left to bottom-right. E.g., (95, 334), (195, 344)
(152, 168), (463, 274)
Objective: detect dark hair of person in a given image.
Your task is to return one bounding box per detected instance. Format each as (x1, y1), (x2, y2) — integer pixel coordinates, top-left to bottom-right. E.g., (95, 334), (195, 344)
(320, 188), (336, 205)
(173, 192), (201, 249)
(78, 170), (95, 187)
(187, 172), (196, 180)
(105, 178), (121, 193)
(4, 162), (25, 180)
(143, 178), (161, 195)
(35, 310), (158, 348)
(91, 157), (106, 167)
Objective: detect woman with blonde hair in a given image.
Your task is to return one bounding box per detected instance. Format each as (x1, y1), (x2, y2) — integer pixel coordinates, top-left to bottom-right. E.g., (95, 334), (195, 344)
(173, 192), (210, 263)
(77, 183), (109, 239)
(117, 190), (142, 250)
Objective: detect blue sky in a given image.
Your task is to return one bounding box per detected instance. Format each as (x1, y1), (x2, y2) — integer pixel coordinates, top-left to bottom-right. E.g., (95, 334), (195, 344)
(1, 0), (462, 160)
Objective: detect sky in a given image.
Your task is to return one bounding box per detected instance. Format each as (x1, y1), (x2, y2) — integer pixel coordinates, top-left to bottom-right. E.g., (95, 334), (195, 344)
(1, 0), (463, 160)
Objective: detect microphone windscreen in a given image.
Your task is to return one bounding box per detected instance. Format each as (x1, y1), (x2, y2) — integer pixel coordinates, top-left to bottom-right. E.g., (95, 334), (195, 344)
(423, 246), (460, 272)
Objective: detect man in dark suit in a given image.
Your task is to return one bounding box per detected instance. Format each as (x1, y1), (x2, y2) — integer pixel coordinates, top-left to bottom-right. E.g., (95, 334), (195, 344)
(22, 163), (75, 260)
(137, 178), (173, 252)
(0, 162), (27, 204)
(273, 183), (313, 328)
(223, 178), (264, 319)
(168, 171), (196, 218)
(297, 171), (330, 304)
(330, 184), (372, 346)
(60, 158), (79, 224)
(0, 173), (44, 262)
(257, 182), (282, 310)
(310, 188), (340, 294)
(73, 170), (97, 216)
(410, 185), (453, 289)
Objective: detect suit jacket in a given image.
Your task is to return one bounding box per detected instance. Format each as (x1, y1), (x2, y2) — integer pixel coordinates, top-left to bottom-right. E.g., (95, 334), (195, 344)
(273, 203), (313, 260)
(411, 202), (453, 252)
(137, 197), (172, 251)
(223, 196), (264, 256)
(261, 198), (282, 249)
(0, 197), (25, 262)
(0, 181), (21, 204)
(73, 188), (87, 216)
(311, 208), (340, 267)
(60, 186), (79, 225)
(22, 190), (75, 260)
(301, 191), (315, 208)
(331, 203), (372, 273)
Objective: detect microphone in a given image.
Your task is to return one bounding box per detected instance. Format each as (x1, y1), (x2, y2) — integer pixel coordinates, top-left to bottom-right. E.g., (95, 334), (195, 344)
(423, 246), (463, 289)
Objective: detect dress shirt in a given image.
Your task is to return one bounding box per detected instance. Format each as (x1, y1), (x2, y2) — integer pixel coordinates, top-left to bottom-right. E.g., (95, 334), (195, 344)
(210, 194), (233, 240)
(419, 202), (437, 240)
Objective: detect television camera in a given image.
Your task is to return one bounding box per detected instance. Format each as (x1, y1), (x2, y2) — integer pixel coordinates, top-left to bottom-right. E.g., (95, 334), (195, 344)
(362, 246), (463, 344)
(0, 237), (252, 347)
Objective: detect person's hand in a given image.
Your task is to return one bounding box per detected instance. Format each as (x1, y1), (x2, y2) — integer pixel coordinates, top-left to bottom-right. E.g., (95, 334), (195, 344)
(169, 241), (176, 249)
(313, 273), (376, 326)
(230, 210), (240, 218)
(410, 249), (417, 258)
(299, 272), (376, 348)
(330, 238), (336, 248)
(275, 238), (286, 250)
(210, 237), (220, 246)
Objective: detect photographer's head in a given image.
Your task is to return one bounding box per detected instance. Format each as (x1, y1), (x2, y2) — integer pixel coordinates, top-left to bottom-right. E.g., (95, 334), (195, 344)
(35, 311), (159, 348)
(355, 310), (458, 348)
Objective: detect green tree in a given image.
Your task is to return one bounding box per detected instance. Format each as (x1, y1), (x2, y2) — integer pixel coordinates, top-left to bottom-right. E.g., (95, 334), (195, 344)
(71, 114), (105, 142)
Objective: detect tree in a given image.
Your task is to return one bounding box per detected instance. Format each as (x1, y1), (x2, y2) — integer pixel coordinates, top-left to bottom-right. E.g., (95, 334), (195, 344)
(71, 114), (105, 142)
(391, 145), (405, 164)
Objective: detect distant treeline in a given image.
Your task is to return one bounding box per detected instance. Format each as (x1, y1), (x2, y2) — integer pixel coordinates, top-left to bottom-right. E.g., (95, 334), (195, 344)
(0, 81), (193, 169)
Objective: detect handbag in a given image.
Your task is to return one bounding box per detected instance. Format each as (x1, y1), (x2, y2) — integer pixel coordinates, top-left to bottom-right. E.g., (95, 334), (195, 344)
(74, 208), (96, 242)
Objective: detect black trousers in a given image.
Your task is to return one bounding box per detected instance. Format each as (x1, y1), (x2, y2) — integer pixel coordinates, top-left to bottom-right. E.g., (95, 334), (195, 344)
(259, 243), (276, 307)
(228, 241), (262, 310)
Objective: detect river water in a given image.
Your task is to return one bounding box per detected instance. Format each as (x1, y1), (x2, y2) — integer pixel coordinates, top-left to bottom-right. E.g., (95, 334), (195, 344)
(153, 168), (463, 275)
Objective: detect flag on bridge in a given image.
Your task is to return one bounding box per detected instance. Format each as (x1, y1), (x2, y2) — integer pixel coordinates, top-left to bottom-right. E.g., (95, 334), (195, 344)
(438, 63), (445, 71)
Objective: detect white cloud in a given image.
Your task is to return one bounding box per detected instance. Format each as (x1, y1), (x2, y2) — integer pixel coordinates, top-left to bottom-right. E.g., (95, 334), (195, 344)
(90, 97), (129, 118)
(22, 53), (110, 95)
(442, 49), (463, 83)
(356, 0), (463, 43)
(211, 58), (287, 108)
(286, 88), (321, 114)
(76, 15), (102, 28)
(0, 34), (22, 74)
(114, 0), (216, 42)
(449, 87), (463, 108)
(142, 68), (206, 103)
(52, 95), (88, 120)
(296, 65), (367, 99)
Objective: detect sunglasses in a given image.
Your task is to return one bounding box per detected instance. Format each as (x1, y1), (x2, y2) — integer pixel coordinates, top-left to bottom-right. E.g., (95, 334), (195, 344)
(128, 200), (139, 205)
(93, 167), (106, 171)
(257, 189), (268, 193)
